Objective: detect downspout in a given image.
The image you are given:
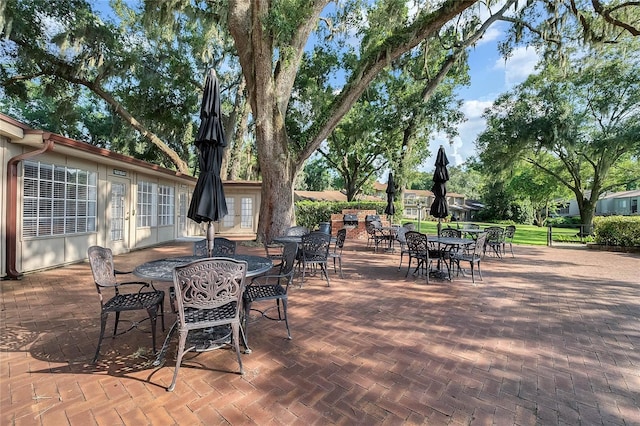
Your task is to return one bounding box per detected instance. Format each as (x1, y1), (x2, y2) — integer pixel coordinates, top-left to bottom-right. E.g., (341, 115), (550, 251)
(4, 136), (55, 280)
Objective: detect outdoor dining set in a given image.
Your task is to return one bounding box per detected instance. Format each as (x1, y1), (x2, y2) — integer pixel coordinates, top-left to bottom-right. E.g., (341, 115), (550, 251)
(86, 220), (514, 391)
(86, 223), (346, 391)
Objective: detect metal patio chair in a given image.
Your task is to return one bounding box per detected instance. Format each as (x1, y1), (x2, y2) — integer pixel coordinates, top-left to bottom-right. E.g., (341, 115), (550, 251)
(167, 258), (247, 392)
(87, 246), (165, 363)
(243, 242), (298, 352)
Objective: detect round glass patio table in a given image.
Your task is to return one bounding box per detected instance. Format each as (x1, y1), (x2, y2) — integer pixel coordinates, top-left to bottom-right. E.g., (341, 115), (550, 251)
(133, 254), (273, 282)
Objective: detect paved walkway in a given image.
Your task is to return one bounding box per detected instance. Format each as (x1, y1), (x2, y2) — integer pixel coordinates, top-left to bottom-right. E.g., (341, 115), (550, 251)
(1, 239), (639, 425)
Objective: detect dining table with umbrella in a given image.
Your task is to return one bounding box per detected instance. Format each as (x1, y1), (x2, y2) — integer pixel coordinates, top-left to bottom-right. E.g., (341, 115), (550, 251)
(187, 69), (228, 256)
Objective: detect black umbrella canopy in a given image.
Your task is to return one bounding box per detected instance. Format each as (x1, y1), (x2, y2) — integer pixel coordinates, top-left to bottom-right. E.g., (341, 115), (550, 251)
(429, 146), (449, 219)
(188, 69), (228, 224)
(384, 172), (396, 216)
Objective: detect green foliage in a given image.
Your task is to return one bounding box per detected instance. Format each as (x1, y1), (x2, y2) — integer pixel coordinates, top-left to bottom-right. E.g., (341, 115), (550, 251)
(594, 216), (640, 247)
(477, 41), (640, 226)
(294, 200), (388, 229)
(300, 158), (333, 191)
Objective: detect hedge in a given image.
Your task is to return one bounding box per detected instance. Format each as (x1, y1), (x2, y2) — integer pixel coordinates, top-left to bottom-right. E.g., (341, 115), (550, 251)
(294, 200), (401, 230)
(593, 216), (640, 247)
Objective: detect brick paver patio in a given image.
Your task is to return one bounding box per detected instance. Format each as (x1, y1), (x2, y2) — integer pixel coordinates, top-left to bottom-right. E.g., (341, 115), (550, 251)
(1, 238), (639, 425)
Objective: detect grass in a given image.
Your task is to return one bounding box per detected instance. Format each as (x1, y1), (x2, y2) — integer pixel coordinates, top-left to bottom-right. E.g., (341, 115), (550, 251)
(408, 220), (586, 246)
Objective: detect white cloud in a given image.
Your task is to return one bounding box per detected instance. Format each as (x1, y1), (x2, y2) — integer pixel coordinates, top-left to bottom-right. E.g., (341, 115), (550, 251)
(494, 46), (539, 88)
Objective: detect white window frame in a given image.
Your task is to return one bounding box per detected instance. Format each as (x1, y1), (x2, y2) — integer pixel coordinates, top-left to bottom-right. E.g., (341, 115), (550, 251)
(157, 184), (174, 226)
(22, 161), (97, 238)
(136, 181), (157, 228)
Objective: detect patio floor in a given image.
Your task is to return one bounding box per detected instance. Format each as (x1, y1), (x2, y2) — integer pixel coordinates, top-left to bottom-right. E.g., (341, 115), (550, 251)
(1, 238), (639, 425)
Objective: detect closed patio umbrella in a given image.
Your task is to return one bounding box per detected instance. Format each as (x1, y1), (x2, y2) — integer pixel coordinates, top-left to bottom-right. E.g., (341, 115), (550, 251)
(384, 172), (396, 219)
(429, 145), (449, 236)
(188, 69), (228, 255)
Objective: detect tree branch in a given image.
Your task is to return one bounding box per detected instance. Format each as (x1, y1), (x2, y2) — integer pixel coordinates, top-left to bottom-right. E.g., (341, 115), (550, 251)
(591, 0), (640, 36)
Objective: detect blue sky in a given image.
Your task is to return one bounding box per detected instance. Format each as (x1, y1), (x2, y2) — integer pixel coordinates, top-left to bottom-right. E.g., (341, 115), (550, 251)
(426, 21), (540, 171)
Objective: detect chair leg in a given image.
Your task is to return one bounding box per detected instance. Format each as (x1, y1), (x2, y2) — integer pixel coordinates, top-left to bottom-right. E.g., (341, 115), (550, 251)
(477, 260), (483, 281)
(113, 311), (121, 337)
(93, 311), (108, 363)
(398, 251), (404, 271)
(281, 299), (292, 339)
(146, 305), (159, 354)
(321, 264), (330, 287)
(167, 329), (188, 392)
(231, 323), (244, 375)
(243, 300), (252, 353)
(470, 261), (476, 284)
(338, 257), (343, 279)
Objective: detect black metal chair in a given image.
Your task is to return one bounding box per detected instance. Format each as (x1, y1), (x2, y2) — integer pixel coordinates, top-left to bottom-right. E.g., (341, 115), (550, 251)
(243, 242), (298, 352)
(503, 225), (516, 257)
(284, 226), (309, 237)
(450, 232), (487, 284)
(212, 237), (236, 256)
(299, 231), (331, 286)
(87, 246), (165, 363)
(440, 227), (462, 238)
(328, 228), (347, 278)
(194, 237), (237, 256)
(404, 231), (431, 284)
(366, 221), (393, 252)
(193, 239), (208, 256)
(395, 225), (412, 271)
(484, 226), (505, 258)
(263, 240), (285, 266)
(167, 258), (247, 392)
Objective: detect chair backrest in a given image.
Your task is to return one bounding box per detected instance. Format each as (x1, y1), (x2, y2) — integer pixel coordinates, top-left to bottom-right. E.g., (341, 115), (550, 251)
(365, 222), (377, 235)
(396, 226), (407, 243)
(333, 228), (347, 252)
(484, 226), (505, 243)
(473, 232), (488, 254)
(405, 231), (428, 255)
(263, 240), (284, 259)
(467, 223), (480, 229)
(440, 227), (461, 238)
(285, 226), (309, 237)
(279, 242), (299, 278)
(504, 225), (516, 239)
(88, 246), (117, 289)
(193, 239), (208, 256)
(173, 258), (247, 324)
(212, 237), (236, 256)
(403, 223), (416, 231)
(301, 231), (331, 261)
(371, 220), (383, 229)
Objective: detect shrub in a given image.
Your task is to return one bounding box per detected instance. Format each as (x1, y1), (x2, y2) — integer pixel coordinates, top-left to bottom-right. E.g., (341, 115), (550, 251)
(593, 216), (640, 247)
(294, 200), (400, 229)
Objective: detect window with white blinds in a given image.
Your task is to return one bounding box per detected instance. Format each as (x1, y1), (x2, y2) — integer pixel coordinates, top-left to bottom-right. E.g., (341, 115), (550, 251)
(22, 161), (97, 238)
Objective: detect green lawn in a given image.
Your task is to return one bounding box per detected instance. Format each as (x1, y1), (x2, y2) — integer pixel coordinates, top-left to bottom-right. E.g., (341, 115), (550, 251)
(407, 220), (585, 246)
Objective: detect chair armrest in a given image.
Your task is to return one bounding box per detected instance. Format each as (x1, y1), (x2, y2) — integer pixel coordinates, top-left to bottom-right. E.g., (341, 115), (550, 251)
(249, 273), (289, 286)
(114, 269), (133, 275)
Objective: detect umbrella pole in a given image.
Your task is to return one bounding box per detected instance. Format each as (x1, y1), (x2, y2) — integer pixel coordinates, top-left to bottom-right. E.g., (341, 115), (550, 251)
(206, 221), (215, 257)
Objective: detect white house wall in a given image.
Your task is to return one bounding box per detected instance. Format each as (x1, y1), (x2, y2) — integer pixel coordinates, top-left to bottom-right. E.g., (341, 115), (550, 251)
(2, 136), (263, 279)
